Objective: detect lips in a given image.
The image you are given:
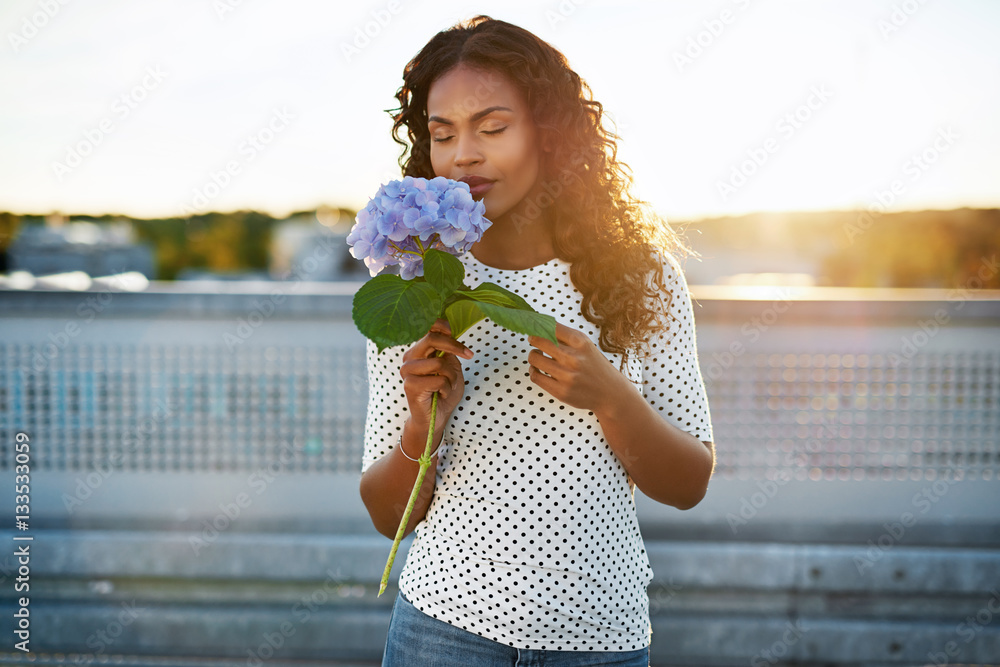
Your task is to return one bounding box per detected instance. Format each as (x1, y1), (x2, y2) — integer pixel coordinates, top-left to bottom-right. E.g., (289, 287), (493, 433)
(457, 175), (493, 187)
(457, 175), (496, 198)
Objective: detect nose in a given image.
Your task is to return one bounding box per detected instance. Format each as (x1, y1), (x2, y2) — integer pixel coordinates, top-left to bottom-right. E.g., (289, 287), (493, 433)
(453, 131), (483, 168)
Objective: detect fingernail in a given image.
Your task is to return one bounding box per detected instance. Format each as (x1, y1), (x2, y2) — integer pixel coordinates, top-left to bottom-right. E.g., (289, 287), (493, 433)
(463, 349), (474, 358)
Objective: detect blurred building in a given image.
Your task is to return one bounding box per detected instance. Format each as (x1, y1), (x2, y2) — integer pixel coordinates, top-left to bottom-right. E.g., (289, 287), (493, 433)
(674, 212), (837, 287)
(269, 206), (369, 281)
(8, 214), (155, 279)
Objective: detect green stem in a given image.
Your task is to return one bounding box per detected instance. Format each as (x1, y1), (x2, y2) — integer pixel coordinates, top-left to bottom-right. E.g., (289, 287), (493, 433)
(378, 385), (440, 597)
(387, 240), (425, 257)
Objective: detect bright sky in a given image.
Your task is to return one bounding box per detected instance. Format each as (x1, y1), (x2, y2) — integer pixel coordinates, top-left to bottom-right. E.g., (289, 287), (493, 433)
(1, 0), (998, 221)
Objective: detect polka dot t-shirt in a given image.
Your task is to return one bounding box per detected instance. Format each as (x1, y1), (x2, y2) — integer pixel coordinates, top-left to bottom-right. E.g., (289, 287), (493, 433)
(361, 248), (714, 651)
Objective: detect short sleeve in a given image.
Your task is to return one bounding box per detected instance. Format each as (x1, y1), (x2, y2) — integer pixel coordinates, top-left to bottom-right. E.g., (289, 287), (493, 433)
(360, 338), (410, 474)
(640, 251), (714, 443)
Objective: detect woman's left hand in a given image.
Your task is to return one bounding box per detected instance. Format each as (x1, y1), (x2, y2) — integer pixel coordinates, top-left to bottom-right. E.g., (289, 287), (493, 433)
(526, 322), (631, 414)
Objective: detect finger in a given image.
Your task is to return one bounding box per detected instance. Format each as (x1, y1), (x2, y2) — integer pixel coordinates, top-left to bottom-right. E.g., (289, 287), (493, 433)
(404, 374), (454, 399)
(422, 331), (474, 359)
(528, 332), (564, 363)
(528, 365), (558, 393)
(429, 318), (452, 336)
(402, 357), (459, 383)
(552, 322), (587, 347)
(528, 320), (572, 347)
(533, 325), (591, 367)
(404, 332), (465, 362)
(527, 348), (564, 380)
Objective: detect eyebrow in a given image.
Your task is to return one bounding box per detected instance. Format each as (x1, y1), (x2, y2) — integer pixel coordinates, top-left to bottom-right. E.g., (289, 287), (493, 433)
(428, 105), (513, 125)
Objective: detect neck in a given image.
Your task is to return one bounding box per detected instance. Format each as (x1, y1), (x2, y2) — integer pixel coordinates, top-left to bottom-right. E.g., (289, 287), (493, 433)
(472, 218), (556, 270)
(472, 195), (558, 270)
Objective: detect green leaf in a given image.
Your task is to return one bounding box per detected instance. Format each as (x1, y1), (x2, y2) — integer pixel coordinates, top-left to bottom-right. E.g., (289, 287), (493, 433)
(352, 274), (443, 353)
(458, 282), (533, 311)
(477, 301), (558, 345)
(444, 298), (487, 341)
(422, 248), (465, 299)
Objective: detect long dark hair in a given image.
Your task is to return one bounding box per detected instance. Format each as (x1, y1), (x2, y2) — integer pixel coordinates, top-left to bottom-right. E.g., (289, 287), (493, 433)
(389, 15), (694, 370)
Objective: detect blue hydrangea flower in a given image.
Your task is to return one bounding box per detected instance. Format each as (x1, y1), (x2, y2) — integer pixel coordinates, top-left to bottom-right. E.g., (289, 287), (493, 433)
(346, 176), (492, 280)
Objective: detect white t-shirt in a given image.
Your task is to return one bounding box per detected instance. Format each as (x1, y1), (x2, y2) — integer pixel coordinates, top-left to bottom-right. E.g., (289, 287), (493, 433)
(361, 248), (714, 651)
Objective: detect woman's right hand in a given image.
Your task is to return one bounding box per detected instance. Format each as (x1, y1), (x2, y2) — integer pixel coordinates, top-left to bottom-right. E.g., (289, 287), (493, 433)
(400, 318), (474, 432)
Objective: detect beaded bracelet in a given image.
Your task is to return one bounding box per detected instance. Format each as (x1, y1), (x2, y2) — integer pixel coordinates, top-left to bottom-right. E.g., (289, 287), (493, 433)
(396, 432), (443, 461)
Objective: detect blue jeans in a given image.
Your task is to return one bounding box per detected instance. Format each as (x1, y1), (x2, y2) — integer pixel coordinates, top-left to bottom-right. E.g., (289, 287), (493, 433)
(381, 591), (650, 667)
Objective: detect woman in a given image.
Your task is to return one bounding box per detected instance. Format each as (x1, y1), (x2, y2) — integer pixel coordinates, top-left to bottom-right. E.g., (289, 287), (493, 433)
(359, 15), (715, 666)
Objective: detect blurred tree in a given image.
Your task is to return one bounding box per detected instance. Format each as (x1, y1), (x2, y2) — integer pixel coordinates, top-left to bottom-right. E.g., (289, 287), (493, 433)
(5, 207), (996, 287)
(0, 212), (21, 273)
(130, 210), (276, 279)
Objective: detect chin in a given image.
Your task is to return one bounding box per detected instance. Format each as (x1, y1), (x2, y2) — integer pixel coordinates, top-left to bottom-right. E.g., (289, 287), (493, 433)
(481, 196), (501, 216)
(484, 204), (510, 222)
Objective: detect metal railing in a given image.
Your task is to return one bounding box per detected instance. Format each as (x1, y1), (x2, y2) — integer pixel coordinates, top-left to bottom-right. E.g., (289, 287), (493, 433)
(0, 281), (997, 666)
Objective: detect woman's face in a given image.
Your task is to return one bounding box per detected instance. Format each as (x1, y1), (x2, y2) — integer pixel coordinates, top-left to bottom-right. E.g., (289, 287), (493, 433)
(426, 64), (542, 223)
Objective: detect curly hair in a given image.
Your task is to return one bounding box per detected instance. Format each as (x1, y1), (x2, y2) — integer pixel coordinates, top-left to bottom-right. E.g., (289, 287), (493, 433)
(388, 15), (695, 371)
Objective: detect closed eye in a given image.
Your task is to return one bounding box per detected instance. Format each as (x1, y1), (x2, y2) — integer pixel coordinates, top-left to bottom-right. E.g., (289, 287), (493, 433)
(432, 127), (507, 143)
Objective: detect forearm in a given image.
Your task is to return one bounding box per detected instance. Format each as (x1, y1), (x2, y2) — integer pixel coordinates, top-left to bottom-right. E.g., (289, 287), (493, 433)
(593, 382), (714, 510)
(359, 416), (446, 538)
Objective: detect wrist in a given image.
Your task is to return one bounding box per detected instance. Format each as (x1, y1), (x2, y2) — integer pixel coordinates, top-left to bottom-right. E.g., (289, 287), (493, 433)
(592, 374), (637, 423)
(399, 418), (443, 460)
(406, 409), (447, 435)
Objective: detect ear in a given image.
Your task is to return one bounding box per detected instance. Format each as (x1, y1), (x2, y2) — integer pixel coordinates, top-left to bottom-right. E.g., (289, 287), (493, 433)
(541, 130), (554, 153)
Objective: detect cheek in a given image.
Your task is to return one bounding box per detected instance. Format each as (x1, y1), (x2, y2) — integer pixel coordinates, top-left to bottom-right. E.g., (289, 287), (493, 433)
(516, 151), (541, 195)
(504, 135), (540, 186)
(429, 146), (446, 176)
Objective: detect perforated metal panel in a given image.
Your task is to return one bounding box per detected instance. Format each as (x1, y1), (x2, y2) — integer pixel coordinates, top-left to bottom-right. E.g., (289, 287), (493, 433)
(708, 351), (1000, 482)
(0, 342), (369, 473)
(5, 343), (997, 483)
(2, 289), (998, 488)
